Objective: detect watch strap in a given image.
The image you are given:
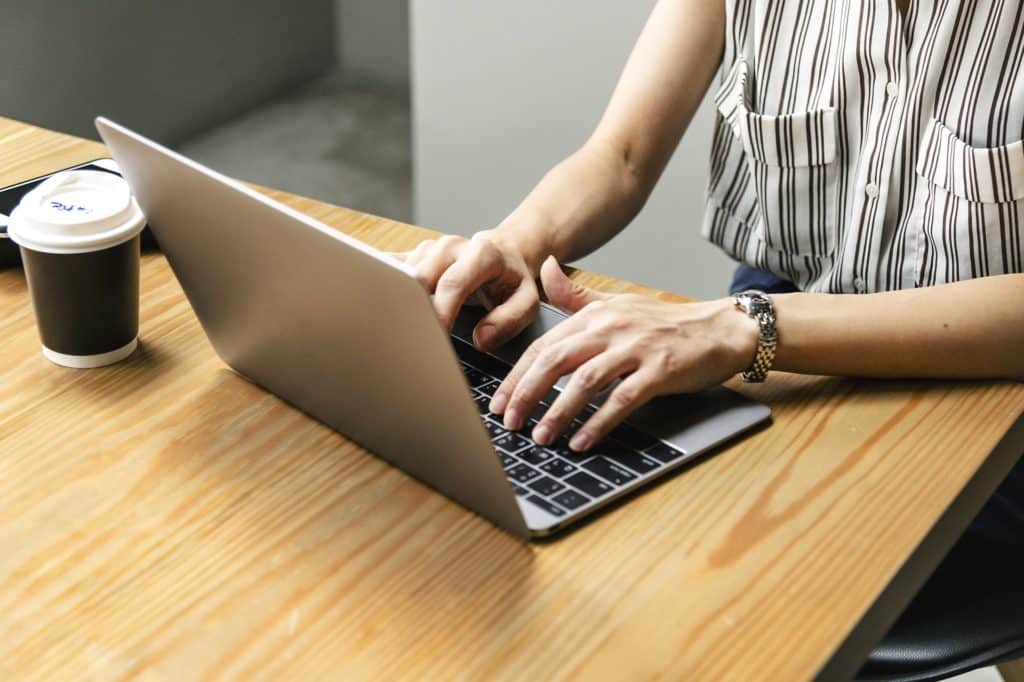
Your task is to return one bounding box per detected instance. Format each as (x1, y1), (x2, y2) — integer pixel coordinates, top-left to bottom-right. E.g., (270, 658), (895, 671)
(734, 290), (778, 383)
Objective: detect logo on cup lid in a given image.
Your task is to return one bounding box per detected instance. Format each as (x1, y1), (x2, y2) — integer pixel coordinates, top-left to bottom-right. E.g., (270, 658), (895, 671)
(7, 171), (146, 254)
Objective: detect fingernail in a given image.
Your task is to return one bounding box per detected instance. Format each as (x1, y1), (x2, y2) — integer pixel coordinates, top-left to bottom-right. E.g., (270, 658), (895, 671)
(569, 431), (592, 452)
(504, 408), (522, 430)
(475, 324), (496, 349)
(489, 392), (507, 414)
(533, 423), (553, 445)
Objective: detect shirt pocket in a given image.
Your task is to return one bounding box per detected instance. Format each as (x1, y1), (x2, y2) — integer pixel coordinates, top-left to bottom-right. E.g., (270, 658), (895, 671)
(915, 119), (1024, 279)
(713, 60), (839, 258)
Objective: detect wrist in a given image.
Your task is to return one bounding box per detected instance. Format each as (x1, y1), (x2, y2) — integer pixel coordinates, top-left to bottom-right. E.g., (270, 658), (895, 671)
(720, 297), (762, 376)
(689, 298), (761, 377)
(479, 219), (555, 276)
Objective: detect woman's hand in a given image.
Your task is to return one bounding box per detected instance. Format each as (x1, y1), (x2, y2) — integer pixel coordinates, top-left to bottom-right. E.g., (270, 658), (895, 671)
(490, 257), (759, 452)
(396, 230), (541, 350)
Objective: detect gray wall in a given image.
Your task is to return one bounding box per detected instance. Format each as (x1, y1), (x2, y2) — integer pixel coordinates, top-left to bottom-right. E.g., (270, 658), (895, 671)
(335, 0), (410, 93)
(410, 1), (736, 300)
(1, 1), (336, 144)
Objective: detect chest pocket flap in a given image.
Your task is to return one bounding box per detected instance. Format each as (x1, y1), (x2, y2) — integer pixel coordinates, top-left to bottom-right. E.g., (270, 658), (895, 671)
(714, 60), (839, 257)
(917, 119), (1024, 204)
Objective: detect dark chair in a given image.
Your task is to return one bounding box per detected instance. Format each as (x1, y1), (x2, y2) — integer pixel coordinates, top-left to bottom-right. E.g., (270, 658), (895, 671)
(858, 532), (1024, 682)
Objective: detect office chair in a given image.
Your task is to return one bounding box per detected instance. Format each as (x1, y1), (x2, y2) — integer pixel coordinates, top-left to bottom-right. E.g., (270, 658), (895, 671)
(857, 531), (1024, 682)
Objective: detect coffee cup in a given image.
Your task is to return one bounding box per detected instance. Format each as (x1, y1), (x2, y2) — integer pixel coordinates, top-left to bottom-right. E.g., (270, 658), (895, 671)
(8, 170), (146, 368)
(0, 212), (18, 268)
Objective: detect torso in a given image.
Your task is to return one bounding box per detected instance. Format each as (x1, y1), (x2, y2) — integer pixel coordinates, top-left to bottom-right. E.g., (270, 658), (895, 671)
(703, 0), (1024, 294)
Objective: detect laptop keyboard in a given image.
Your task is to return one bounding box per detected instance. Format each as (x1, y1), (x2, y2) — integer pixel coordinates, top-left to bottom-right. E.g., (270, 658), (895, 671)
(452, 337), (688, 519)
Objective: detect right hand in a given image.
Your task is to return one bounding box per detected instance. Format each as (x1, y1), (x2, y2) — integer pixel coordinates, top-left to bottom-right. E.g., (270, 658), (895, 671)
(396, 231), (541, 351)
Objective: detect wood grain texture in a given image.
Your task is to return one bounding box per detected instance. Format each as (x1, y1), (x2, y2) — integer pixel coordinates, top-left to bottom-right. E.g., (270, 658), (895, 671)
(1002, 659), (1024, 682)
(2, 117), (1023, 681)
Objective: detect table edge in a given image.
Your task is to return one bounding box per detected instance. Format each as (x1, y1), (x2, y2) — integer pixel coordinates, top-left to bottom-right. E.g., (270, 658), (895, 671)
(817, 409), (1024, 681)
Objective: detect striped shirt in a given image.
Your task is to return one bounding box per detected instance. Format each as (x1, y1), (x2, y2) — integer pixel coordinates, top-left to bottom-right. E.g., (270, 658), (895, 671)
(702, 0), (1024, 294)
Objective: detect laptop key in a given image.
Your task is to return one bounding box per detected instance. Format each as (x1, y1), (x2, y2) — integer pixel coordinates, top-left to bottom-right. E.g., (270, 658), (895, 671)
(525, 495), (565, 517)
(519, 447), (553, 465)
(527, 476), (566, 496)
(538, 388), (562, 406)
(477, 380), (499, 397)
(484, 420), (508, 440)
(525, 403), (549, 426)
(552, 489), (589, 511)
(646, 442), (687, 464)
(494, 432), (532, 454)
(508, 463), (541, 483)
(547, 444), (579, 460)
(499, 453), (518, 468)
(513, 484), (529, 496)
(582, 457), (638, 486)
(463, 367), (493, 388)
(565, 471), (613, 498)
(540, 458), (577, 478)
(472, 393), (493, 414)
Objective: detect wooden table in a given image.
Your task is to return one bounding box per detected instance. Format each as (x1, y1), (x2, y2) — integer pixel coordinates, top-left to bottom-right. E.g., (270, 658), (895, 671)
(2, 118), (1022, 681)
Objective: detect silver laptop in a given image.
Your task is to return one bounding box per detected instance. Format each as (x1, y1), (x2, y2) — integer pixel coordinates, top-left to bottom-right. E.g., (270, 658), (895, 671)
(95, 117), (771, 539)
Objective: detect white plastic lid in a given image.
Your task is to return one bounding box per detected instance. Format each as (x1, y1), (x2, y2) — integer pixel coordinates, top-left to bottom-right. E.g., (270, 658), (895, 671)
(8, 170), (146, 254)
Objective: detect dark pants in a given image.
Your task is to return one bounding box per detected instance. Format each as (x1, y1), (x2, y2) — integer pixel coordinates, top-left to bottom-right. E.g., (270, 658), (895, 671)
(730, 265), (1024, 547)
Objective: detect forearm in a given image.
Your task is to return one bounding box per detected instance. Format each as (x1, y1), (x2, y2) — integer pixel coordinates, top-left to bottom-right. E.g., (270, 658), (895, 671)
(486, 0), (725, 275)
(772, 274), (1024, 380)
(487, 143), (645, 274)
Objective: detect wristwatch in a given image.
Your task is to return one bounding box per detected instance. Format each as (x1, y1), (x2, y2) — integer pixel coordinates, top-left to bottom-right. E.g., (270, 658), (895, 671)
(733, 289), (778, 383)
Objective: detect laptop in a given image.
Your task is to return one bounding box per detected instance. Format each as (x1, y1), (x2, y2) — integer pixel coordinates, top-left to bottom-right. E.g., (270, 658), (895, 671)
(95, 117), (771, 539)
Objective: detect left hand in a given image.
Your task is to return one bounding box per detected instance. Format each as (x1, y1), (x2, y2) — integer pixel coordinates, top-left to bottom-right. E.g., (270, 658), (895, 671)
(489, 257), (760, 452)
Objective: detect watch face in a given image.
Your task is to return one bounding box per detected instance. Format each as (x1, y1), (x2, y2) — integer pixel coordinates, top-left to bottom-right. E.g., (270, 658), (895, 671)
(736, 293), (757, 312)
(739, 290), (772, 316)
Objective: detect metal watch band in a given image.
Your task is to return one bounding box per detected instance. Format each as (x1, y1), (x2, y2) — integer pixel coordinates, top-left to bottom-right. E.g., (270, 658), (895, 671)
(733, 289), (778, 383)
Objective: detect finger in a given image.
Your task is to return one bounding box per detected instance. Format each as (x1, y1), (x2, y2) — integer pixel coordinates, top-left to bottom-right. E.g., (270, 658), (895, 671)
(401, 239), (436, 267)
(540, 255), (609, 314)
(412, 237), (462, 291)
(489, 312), (588, 415)
(433, 240), (503, 330)
(569, 370), (656, 452)
(533, 350), (639, 445)
(500, 334), (605, 436)
(472, 279), (540, 351)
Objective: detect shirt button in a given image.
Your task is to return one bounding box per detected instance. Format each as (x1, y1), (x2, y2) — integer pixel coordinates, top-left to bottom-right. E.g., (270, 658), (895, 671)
(865, 182), (880, 198)
(885, 81), (899, 98)
(853, 277), (866, 293)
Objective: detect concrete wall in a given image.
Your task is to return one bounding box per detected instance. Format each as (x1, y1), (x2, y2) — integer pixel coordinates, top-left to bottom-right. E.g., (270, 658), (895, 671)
(1, 1), (336, 144)
(410, 1), (736, 300)
(335, 0), (410, 93)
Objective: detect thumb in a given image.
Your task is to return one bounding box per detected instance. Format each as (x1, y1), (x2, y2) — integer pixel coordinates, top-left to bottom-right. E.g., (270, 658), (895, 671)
(540, 256), (607, 314)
